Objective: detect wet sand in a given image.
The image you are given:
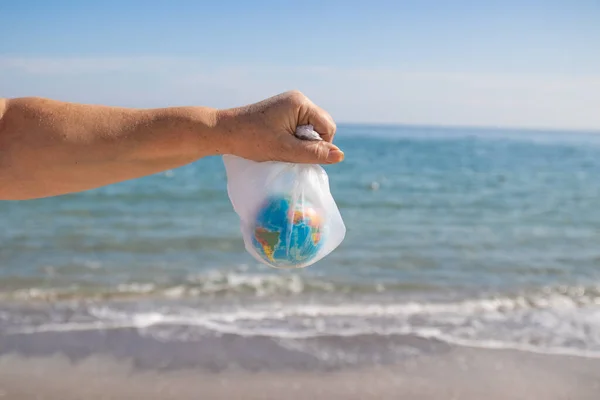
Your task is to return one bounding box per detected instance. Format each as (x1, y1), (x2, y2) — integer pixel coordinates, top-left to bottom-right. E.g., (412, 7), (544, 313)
(0, 345), (598, 400)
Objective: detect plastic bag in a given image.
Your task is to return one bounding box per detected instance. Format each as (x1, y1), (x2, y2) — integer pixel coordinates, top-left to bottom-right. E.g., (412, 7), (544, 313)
(223, 125), (345, 269)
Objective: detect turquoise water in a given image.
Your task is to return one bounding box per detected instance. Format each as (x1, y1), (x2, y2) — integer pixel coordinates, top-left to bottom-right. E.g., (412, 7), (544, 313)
(2, 124), (600, 357)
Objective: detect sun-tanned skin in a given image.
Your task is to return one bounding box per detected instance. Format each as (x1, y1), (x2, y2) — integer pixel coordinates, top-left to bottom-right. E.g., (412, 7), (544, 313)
(0, 90), (344, 200)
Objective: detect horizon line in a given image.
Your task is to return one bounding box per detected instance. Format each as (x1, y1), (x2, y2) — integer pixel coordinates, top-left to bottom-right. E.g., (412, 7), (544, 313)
(334, 121), (600, 135)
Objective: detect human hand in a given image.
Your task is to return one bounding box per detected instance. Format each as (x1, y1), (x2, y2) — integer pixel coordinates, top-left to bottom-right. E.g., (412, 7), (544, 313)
(216, 90), (344, 164)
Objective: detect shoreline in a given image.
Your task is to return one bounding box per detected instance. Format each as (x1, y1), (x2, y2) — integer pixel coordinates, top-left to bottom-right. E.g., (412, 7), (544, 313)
(0, 344), (598, 400)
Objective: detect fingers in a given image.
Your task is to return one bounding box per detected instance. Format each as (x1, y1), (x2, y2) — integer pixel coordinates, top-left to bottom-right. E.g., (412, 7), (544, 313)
(287, 91), (337, 143)
(234, 90), (344, 165)
(277, 134), (344, 165)
(305, 102), (337, 143)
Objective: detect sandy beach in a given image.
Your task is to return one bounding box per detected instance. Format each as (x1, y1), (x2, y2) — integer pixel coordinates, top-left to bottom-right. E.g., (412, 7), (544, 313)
(0, 344), (598, 400)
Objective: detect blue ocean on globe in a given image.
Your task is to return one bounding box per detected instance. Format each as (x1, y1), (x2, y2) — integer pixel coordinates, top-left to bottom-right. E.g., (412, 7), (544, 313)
(251, 195), (324, 268)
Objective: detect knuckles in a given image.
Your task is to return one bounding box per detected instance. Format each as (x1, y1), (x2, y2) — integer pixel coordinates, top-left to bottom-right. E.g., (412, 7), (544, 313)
(283, 90), (308, 108)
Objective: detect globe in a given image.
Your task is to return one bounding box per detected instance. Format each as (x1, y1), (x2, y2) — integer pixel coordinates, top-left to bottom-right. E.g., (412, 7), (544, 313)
(250, 195), (324, 268)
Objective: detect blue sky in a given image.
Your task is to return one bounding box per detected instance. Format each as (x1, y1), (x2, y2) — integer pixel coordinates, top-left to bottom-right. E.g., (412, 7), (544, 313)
(1, 0), (599, 130)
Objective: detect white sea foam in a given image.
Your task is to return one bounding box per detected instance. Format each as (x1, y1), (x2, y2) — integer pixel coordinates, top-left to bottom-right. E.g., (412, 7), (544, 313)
(1, 271), (338, 301)
(5, 286), (600, 359)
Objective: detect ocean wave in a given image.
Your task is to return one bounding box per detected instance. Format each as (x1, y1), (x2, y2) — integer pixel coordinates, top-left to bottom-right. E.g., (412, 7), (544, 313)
(4, 284), (600, 359)
(0, 271), (436, 301)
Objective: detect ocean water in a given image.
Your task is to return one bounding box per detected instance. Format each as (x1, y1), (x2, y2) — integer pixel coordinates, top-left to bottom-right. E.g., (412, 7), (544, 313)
(2, 124), (600, 366)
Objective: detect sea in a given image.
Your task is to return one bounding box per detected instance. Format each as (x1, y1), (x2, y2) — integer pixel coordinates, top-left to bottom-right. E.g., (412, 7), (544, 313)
(2, 124), (600, 371)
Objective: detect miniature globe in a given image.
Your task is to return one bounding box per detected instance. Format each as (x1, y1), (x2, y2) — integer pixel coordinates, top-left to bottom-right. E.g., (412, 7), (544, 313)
(251, 195), (324, 268)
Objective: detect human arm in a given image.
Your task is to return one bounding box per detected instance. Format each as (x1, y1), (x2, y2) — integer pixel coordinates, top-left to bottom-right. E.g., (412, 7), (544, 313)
(0, 90), (344, 200)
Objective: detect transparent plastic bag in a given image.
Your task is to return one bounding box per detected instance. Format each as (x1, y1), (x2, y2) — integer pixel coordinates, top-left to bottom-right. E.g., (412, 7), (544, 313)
(223, 125), (345, 269)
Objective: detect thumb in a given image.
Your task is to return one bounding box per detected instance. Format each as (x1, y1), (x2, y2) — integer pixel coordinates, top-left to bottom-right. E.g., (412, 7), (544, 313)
(280, 135), (344, 164)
